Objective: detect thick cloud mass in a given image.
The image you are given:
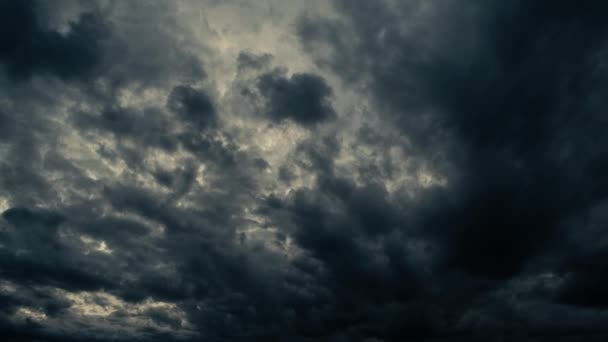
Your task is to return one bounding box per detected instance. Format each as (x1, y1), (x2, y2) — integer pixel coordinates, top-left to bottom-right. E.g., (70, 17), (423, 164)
(257, 69), (336, 126)
(0, 0), (108, 81)
(1, 0), (608, 341)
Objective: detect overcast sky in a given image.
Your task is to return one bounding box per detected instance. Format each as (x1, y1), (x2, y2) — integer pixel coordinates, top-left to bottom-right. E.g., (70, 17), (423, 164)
(1, 1), (608, 341)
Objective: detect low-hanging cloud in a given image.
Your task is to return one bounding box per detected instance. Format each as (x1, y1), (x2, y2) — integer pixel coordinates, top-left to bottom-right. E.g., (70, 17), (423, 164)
(1, 0), (608, 341)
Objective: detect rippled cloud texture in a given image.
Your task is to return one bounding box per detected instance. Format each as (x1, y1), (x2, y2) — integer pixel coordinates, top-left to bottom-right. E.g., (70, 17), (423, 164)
(2, 1), (608, 341)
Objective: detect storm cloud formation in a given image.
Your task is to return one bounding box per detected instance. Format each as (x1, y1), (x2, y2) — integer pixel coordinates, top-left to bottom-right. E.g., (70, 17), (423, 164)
(0, 0), (108, 81)
(1, 0), (608, 341)
(257, 70), (336, 126)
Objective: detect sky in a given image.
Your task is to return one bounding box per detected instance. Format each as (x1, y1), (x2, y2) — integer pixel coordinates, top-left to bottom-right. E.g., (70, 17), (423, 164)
(1, 0), (608, 341)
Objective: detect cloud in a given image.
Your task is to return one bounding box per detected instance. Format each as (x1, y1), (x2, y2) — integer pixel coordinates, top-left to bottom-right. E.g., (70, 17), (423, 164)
(293, 0), (608, 337)
(257, 69), (336, 126)
(167, 85), (217, 130)
(1, 0), (608, 341)
(299, 0), (608, 277)
(237, 51), (273, 71)
(0, 0), (109, 81)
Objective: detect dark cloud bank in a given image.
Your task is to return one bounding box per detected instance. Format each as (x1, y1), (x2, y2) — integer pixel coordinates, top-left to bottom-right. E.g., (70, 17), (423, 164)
(2, 0), (608, 341)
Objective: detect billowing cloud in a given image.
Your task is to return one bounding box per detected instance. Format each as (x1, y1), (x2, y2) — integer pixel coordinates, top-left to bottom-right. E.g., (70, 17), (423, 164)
(1, 0), (608, 341)
(257, 69), (336, 126)
(0, 0), (108, 81)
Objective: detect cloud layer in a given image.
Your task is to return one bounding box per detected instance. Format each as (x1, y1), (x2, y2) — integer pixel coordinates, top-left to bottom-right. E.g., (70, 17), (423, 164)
(1, 0), (608, 341)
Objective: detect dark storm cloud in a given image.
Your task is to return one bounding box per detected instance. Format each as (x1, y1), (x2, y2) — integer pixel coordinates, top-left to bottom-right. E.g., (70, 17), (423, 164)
(557, 247), (608, 308)
(237, 51), (273, 71)
(167, 85), (217, 130)
(293, 0), (608, 338)
(2, 0), (608, 341)
(257, 69), (336, 126)
(554, 201), (608, 308)
(74, 106), (179, 152)
(0, 207), (115, 292)
(285, 185), (416, 296)
(2, 207), (64, 228)
(0, 0), (234, 339)
(300, 0), (608, 276)
(0, 0), (108, 81)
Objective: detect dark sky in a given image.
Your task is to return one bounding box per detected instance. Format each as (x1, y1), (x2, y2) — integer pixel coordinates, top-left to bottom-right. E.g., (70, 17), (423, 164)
(1, 0), (608, 341)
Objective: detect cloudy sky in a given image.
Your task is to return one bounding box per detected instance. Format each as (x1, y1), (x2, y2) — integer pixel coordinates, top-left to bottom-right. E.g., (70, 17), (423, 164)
(1, 0), (608, 341)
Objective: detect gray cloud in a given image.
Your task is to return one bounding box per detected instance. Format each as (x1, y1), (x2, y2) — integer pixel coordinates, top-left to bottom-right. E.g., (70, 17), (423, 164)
(1, 0), (608, 341)
(257, 68), (336, 127)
